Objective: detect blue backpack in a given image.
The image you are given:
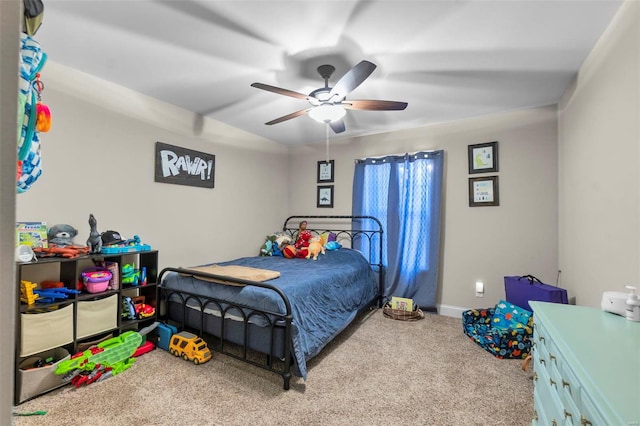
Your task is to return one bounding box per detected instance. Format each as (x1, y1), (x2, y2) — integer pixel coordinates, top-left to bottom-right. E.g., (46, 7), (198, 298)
(17, 32), (48, 193)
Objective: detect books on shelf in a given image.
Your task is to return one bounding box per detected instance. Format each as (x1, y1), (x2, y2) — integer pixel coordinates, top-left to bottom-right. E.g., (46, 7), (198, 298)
(16, 222), (48, 248)
(390, 296), (413, 311)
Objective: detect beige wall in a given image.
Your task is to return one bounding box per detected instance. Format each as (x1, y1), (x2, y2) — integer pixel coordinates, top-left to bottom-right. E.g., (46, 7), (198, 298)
(15, 62), (291, 269)
(558, 0), (640, 308)
(290, 106), (559, 313)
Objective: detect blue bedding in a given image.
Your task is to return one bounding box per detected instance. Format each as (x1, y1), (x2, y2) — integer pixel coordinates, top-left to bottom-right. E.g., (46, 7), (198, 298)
(160, 248), (378, 379)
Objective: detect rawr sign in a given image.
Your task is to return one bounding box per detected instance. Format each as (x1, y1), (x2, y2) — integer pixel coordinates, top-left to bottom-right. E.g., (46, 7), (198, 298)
(155, 142), (215, 189)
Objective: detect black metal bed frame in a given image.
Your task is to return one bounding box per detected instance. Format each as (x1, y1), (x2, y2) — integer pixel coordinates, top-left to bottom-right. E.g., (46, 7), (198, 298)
(157, 215), (384, 390)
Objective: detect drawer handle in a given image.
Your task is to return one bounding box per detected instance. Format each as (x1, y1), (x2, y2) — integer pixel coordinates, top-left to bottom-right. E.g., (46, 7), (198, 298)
(539, 358), (546, 365)
(549, 378), (556, 387)
(533, 409), (538, 421)
(532, 342), (537, 347)
(562, 379), (571, 392)
(564, 409), (573, 419)
(549, 354), (556, 363)
(539, 336), (545, 342)
(551, 419), (557, 426)
(533, 372), (538, 381)
(581, 415), (592, 425)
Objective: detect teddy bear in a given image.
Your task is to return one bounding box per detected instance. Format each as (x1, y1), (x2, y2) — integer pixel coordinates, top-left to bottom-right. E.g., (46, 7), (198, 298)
(306, 237), (325, 260)
(47, 224), (78, 247)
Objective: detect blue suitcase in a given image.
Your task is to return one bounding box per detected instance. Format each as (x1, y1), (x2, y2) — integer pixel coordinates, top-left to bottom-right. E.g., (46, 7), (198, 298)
(504, 275), (568, 311)
(157, 323), (177, 351)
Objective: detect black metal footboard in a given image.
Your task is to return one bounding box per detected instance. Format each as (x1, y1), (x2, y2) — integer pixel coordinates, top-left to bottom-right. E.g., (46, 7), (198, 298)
(158, 267), (294, 389)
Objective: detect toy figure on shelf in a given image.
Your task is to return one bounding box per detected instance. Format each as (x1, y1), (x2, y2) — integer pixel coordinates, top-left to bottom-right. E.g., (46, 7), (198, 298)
(86, 213), (102, 254)
(47, 224), (78, 247)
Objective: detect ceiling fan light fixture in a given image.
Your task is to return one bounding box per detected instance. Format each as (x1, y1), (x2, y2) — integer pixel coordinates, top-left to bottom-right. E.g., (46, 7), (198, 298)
(308, 104), (346, 123)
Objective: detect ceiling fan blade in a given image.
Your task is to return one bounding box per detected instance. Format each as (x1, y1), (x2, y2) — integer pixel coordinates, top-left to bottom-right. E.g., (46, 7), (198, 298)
(265, 108), (311, 125)
(328, 60), (377, 101)
(329, 118), (346, 134)
(251, 82), (310, 101)
(342, 100), (408, 111)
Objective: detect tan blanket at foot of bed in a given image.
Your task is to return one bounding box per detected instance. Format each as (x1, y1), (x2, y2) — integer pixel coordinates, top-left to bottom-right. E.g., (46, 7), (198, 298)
(182, 264), (281, 286)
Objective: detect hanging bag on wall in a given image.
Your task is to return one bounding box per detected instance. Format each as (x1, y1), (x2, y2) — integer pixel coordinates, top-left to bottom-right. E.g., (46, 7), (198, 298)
(17, 32), (48, 193)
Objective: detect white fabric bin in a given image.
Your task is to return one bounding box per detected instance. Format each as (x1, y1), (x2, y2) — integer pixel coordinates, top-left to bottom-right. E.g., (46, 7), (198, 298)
(76, 294), (118, 339)
(20, 304), (73, 357)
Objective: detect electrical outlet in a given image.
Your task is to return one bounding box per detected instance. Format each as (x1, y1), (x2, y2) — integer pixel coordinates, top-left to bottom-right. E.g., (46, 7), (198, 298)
(475, 281), (484, 298)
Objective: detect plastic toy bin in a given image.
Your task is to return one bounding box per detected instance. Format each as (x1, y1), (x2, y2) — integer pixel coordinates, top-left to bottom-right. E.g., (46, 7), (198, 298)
(20, 304), (73, 357)
(76, 295), (118, 339)
(17, 347), (70, 403)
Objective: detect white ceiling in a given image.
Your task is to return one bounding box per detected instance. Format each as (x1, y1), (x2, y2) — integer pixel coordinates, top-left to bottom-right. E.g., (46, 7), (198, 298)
(36, 0), (623, 145)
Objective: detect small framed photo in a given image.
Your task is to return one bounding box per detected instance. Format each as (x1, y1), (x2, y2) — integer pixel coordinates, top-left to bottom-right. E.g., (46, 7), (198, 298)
(468, 141), (498, 174)
(317, 160), (334, 183)
(317, 185), (334, 208)
(469, 176), (499, 207)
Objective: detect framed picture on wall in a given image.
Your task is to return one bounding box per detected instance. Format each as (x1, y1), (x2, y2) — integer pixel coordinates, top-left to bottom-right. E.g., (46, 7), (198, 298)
(317, 160), (334, 183)
(317, 185), (334, 208)
(469, 176), (499, 207)
(468, 141), (498, 174)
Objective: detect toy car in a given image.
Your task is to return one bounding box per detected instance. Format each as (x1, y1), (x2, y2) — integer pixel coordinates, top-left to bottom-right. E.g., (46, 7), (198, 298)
(169, 331), (211, 364)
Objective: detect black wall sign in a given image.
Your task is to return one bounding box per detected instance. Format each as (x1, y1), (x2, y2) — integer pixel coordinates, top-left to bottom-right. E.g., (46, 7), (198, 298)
(155, 142), (215, 189)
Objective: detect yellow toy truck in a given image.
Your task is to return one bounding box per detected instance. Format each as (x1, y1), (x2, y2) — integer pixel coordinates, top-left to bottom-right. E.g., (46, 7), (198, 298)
(168, 331), (212, 364)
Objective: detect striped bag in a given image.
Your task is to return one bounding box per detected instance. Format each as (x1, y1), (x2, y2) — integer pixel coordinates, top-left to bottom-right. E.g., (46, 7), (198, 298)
(17, 32), (48, 193)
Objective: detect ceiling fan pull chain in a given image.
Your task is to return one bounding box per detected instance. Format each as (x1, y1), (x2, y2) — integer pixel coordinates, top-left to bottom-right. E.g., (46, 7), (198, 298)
(325, 124), (330, 163)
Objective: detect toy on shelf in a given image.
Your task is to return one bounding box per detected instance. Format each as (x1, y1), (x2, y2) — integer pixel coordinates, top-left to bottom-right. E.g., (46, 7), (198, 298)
(33, 245), (89, 259)
(81, 267), (112, 293)
(20, 280), (39, 305)
(86, 214), (102, 254)
(100, 232), (151, 254)
(121, 264), (142, 286)
(47, 224), (78, 247)
(121, 296), (155, 320)
(33, 287), (80, 303)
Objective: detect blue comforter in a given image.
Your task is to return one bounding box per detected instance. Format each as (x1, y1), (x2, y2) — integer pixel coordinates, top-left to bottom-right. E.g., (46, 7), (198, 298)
(160, 248), (378, 379)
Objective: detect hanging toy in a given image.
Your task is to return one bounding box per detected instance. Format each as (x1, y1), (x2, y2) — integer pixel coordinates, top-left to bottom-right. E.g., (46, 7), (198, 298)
(33, 73), (51, 132)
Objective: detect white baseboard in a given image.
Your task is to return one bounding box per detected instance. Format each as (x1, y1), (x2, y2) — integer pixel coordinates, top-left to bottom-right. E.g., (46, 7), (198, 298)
(437, 304), (468, 318)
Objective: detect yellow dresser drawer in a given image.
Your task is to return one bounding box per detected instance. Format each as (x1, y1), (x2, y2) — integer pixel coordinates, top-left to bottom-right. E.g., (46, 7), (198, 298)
(76, 294), (118, 339)
(20, 304), (73, 357)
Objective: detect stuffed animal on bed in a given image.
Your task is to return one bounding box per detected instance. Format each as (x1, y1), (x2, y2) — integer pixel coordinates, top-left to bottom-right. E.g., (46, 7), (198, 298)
(305, 237), (325, 260)
(260, 234), (278, 256)
(260, 233), (293, 257)
(295, 230), (312, 249)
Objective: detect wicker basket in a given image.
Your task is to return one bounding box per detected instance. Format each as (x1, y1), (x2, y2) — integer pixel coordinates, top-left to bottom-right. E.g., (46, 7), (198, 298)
(383, 303), (425, 321)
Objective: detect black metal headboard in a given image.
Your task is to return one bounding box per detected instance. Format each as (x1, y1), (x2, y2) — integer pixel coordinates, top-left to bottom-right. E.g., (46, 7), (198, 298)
(282, 215), (384, 307)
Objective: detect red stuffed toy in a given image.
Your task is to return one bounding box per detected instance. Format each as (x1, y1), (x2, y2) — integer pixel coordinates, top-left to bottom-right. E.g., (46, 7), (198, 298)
(295, 230), (312, 258)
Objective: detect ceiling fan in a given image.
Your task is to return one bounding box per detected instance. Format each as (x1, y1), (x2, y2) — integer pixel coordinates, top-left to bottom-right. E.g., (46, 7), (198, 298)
(250, 60), (408, 134)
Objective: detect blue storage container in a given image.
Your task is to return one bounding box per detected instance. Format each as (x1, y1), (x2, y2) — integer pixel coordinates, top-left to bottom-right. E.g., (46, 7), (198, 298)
(157, 323), (177, 351)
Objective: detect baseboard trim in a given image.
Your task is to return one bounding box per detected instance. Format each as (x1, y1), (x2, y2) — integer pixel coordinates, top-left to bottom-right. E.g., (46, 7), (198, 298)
(437, 304), (467, 318)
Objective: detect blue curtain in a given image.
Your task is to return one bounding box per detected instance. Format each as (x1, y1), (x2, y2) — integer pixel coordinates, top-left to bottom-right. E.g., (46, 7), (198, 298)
(352, 151), (444, 309)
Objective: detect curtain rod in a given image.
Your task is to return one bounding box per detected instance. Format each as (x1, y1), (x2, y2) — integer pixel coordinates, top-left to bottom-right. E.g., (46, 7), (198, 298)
(354, 149), (441, 162)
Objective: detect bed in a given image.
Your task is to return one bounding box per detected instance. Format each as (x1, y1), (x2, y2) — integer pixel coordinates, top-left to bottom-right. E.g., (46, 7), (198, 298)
(157, 215), (384, 389)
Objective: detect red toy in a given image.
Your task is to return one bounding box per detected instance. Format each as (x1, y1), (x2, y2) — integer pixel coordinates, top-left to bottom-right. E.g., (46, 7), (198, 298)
(132, 341), (155, 357)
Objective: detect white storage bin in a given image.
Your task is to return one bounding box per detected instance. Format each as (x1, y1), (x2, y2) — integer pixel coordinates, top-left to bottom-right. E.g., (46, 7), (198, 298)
(20, 304), (73, 357)
(77, 294), (118, 339)
(17, 347), (70, 403)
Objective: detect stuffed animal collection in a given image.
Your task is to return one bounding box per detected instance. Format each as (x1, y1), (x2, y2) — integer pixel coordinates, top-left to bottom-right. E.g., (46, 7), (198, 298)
(260, 223), (341, 260)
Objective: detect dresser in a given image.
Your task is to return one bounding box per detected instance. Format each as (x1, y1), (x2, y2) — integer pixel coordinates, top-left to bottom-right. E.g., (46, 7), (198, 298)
(530, 302), (640, 425)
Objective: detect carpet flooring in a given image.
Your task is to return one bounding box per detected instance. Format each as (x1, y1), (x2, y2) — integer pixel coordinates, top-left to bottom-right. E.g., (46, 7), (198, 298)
(13, 310), (534, 425)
